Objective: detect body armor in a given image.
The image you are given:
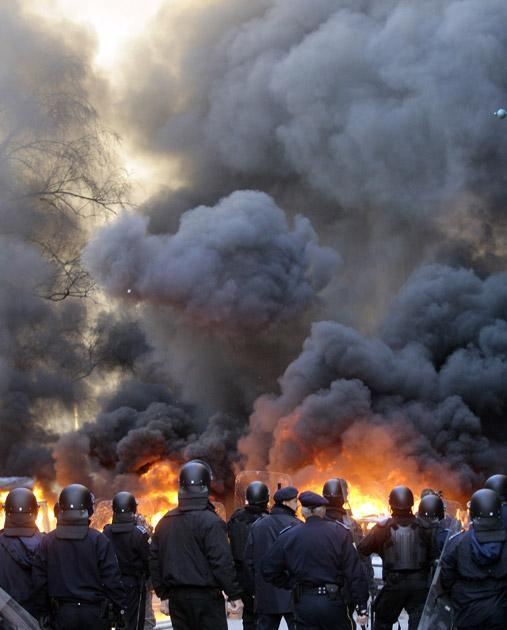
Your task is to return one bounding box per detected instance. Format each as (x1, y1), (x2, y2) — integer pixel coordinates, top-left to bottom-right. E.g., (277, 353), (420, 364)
(383, 522), (426, 572)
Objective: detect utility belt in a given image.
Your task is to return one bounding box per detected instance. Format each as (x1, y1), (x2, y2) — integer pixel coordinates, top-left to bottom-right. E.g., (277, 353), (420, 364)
(51, 597), (114, 621)
(295, 581), (346, 603)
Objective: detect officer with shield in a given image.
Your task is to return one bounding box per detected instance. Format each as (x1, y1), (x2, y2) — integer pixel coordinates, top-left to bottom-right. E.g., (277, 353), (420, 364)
(228, 480), (270, 630)
(358, 485), (435, 630)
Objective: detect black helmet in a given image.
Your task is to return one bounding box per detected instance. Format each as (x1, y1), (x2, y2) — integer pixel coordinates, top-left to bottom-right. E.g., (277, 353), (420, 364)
(246, 481), (269, 506)
(485, 474), (507, 502)
(323, 478), (348, 506)
(418, 494), (444, 521)
(4, 488), (38, 515)
(58, 484), (94, 525)
(112, 492), (137, 514)
(470, 489), (501, 522)
(3, 488), (39, 537)
(179, 460), (212, 499)
(389, 486), (414, 511)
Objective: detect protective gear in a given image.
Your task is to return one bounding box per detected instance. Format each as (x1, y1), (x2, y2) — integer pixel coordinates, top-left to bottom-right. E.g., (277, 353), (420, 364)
(389, 486), (414, 511)
(3, 488), (39, 537)
(58, 483), (94, 520)
(322, 478), (348, 506)
(245, 481), (269, 506)
(418, 494), (445, 522)
(470, 488), (502, 531)
(485, 474), (507, 502)
(382, 523), (428, 572)
(113, 492), (138, 515)
(178, 460), (212, 500)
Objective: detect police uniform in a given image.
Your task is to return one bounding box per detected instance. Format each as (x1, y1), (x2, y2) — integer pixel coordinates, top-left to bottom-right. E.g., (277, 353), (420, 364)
(149, 461), (242, 630)
(32, 484), (126, 630)
(103, 520), (150, 629)
(0, 488), (43, 618)
(245, 486), (301, 630)
(262, 492), (368, 630)
(358, 511), (434, 630)
(440, 489), (507, 630)
(227, 502), (268, 629)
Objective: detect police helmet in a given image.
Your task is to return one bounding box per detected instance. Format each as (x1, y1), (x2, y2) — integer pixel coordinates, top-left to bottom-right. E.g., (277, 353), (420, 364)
(470, 489), (501, 522)
(4, 488), (38, 515)
(323, 478), (348, 505)
(246, 481), (269, 506)
(59, 484), (94, 519)
(485, 474), (507, 502)
(112, 491), (137, 514)
(389, 486), (414, 511)
(179, 460), (212, 497)
(418, 494), (444, 521)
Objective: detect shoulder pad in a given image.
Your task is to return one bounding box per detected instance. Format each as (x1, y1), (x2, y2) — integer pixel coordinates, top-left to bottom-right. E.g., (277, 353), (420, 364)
(335, 520), (350, 531)
(136, 525), (148, 535)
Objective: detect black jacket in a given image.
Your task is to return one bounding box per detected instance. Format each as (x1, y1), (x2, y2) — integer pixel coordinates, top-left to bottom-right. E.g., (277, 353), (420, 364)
(0, 529), (43, 617)
(227, 505), (267, 593)
(103, 522), (150, 579)
(150, 499), (241, 600)
(32, 527), (126, 613)
(245, 504), (301, 614)
(262, 516), (369, 611)
(441, 528), (507, 628)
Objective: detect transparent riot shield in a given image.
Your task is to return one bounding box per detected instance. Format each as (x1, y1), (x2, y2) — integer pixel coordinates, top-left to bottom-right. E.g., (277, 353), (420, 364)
(234, 471), (292, 510)
(0, 586), (40, 629)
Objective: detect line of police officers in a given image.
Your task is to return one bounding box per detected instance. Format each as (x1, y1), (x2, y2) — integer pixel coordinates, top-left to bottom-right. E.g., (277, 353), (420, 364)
(0, 463), (507, 629)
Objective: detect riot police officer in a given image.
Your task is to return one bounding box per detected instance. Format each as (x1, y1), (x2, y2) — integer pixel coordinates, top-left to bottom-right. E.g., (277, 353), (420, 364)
(323, 478), (374, 592)
(485, 473), (507, 528)
(32, 483), (126, 630)
(104, 492), (150, 630)
(0, 488), (43, 618)
(358, 485), (435, 630)
(441, 489), (507, 629)
(227, 481), (269, 630)
(149, 460), (242, 630)
(262, 491), (369, 630)
(245, 486), (301, 630)
(418, 493), (451, 553)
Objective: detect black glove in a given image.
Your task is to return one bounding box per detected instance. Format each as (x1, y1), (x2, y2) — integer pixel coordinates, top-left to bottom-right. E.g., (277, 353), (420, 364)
(115, 608), (127, 629)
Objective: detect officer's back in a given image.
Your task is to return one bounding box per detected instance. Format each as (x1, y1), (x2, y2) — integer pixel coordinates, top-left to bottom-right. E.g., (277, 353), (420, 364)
(103, 491), (150, 630)
(262, 491), (369, 630)
(441, 489), (507, 630)
(0, 488), (43, 618)
(418, 494), (452, 554)
(32, 484), (126, 630)
(150, 460), (242, 630)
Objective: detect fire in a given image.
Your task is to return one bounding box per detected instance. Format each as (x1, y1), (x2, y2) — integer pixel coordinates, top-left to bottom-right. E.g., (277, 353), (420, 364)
(0, 484), (57, 533)
(137, 460), (180, 528)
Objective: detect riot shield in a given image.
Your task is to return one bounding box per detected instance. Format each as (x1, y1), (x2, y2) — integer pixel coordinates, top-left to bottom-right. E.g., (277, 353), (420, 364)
(418, 533), (455, 630)
(234, 471), (292, 510)
(0, 586), (40, 629)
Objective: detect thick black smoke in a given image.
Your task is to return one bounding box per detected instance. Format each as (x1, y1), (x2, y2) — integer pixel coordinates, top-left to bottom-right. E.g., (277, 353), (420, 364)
(240, 264), (507, 495)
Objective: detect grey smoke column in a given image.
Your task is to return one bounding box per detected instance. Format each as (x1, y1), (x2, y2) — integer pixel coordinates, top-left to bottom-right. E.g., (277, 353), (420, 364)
(240, 264), (507, 494)
(84, 190), (337, 332)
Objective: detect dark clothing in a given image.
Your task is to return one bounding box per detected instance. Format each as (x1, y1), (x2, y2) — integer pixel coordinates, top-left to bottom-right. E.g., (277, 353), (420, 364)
(32, 527), (126, 617)
(441, 528), (507, 629)
(167, 587), (228, 630)
(358, 513), (434, 630)
(0, 529), (43, 618)
(150, 499), (241, 600)
(373, 585), (426, 630)
(294, 594), (354, 630)
(241, 592), (255, 630)
(53, 601), (110, 630)
(103, 522), (150, 630)
(256, 612), (296, 630)
(245, 504), (301, 614)
(501, 502), (507, 529)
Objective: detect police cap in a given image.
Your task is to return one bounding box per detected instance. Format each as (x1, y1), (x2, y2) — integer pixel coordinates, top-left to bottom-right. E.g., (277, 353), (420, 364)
(273, 486), (298, 504)
(299, 491), (329, 508)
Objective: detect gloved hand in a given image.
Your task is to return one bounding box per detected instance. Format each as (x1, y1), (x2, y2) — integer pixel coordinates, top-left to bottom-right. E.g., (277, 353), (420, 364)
(114, 608), (127, 629)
